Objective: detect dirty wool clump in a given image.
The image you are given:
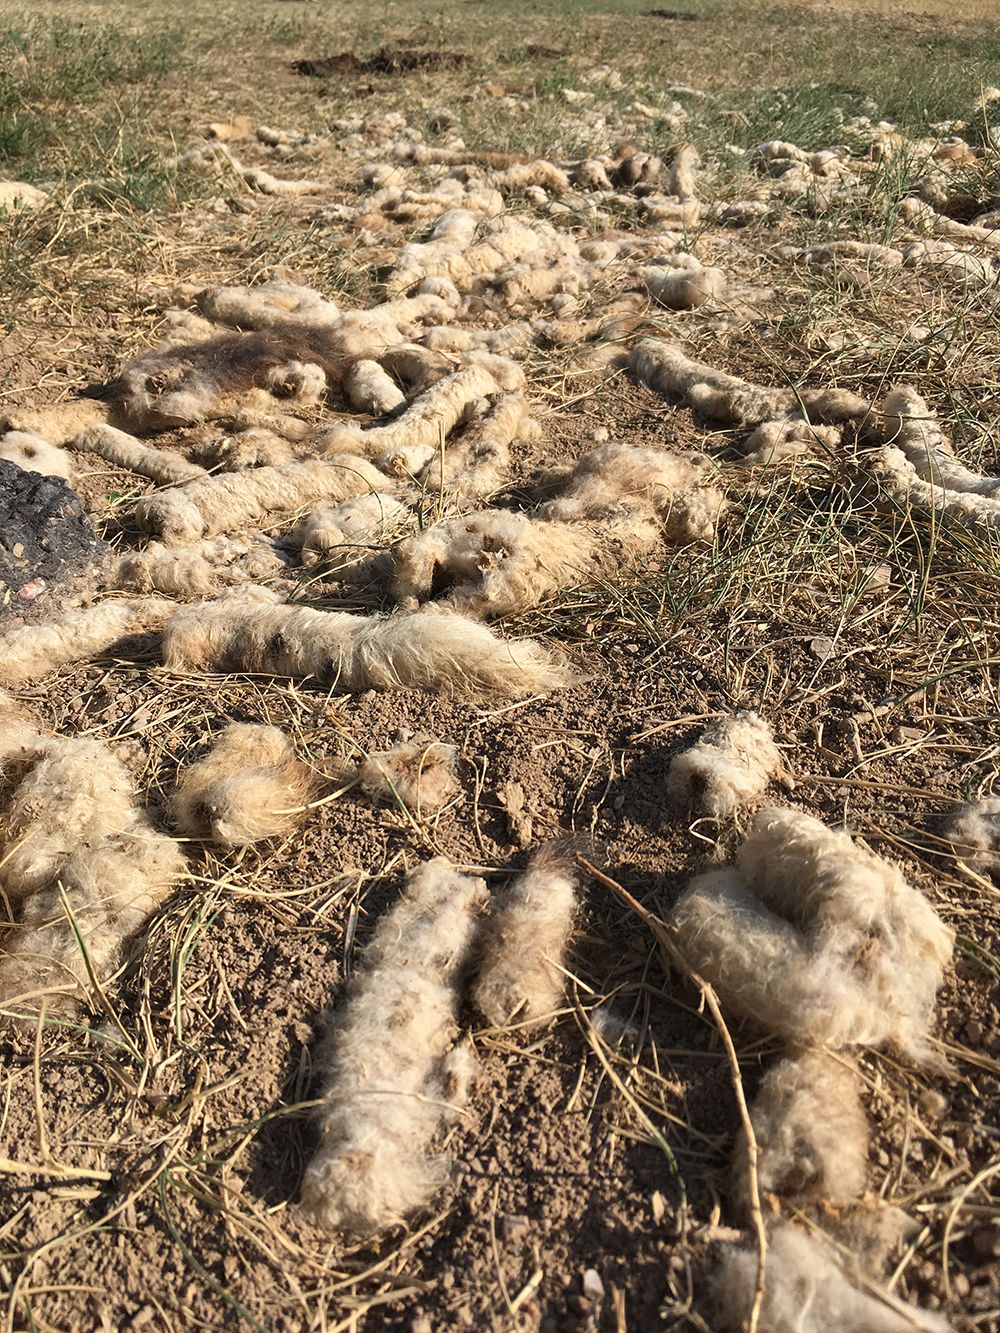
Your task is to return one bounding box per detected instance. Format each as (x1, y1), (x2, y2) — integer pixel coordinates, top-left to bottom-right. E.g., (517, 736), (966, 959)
(71, 424), (208, 486)
(133, 455), (389, 543)
(943, 797), (1000, 879)
(473, 842), (579, 1029)
(296, 492), (409, 576)
(170, 723), (316, 847)
(0, 599), (175, 686)
(667, 712), (793, 818)
(352, 739), (460, 814)
(162, 585), (572, 697)
(300, 858), (486, 1234)
(671, 807), (954, 1064)
(0, 738), (186, 1021)
(732, 1050), (869, 1213)
(715, 1222), (951, 1332)
(114, 534), (290, 598)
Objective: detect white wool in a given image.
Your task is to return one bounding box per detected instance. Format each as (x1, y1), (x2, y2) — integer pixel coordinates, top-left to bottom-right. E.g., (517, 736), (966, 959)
(672, 808), (954, 1065)
(194, 278), (342, 331)
(300, 858), (486, 1234)
(0, 599), (175, 685)
(390, 508), (648, 618)
(473, 843), (578, 1028)
(71, 424), (207, 485)
(415, 392), (524, 501)
(668, 713), (792, 818)
(732, 1050), (868, 1212)
(715, 1223), (952, 1332)
(343, 360), (407, 416)
(538, 442), (725, 544)
(0, 431), (73, 479)
(133, 455), (389, 543)
(740, 418), (841, 466)
(874, 446), (1000, 528)
(0, 738), (186, 1022)
(162, 585), (572, 697)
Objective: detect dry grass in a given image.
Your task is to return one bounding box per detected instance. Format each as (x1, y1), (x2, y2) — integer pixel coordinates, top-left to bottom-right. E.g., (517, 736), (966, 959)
(0, 0), (999, 1329)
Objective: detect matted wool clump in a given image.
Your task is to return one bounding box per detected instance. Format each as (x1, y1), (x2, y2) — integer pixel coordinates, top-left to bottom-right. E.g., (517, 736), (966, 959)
(639, 255), (727, 310)
(352, 740), (460, 814)
(715, 1223), (951, 1333)
(162, 585), (572, 697)
(343, 359), (407, 415)
(732, 1050), (868, 1212)
(170, 723), (316, 847)
(0, 692), (50, 791)
(300, 858), (487, 1234)
(0, 599), (175, 686)
(473, 842), (578, 1028)
(133, 455), (388, 543)
(739, 417), (842, 466)
(297, 492), (409, 574)
(389, 508), (655, 618)
(0, 738), (186, 1021)
(671, 808), (954, 1064)
(667, 713), (793, 818)
(114, 534), (290, 598)
(880, 385), (1000, 496)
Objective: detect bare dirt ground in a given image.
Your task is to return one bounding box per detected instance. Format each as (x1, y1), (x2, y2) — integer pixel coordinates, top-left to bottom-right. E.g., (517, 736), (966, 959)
(0, 1), (998, 1329)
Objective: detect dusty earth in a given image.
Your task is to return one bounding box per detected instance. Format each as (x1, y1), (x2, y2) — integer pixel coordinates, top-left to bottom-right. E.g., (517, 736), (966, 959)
(1, 2), (999, 1331)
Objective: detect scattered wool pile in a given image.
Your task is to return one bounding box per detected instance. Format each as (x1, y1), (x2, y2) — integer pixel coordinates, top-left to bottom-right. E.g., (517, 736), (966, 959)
(899, 196), (1000, 248)
(671, 807), (954, 1064)
(133, 455), (388, 543)
(0, 737), (186, 1020)
(0, 693), (50, 790)
(173, 142), (323, 196)
(0, 599), (175, 686)
(319, 365), (501, 475)
(538, 441), (726, 543)
(187, 277), (343, 331)
(296, 492), (409, 574)
(170, 723), (315, 847)
(629, 339), (869, 428)
(0, 430), (73, 479)
(944, 797), (1000, 879)
(667, 713), (793, 818)
(194, 428), (299, 471)
(114, 534), (290, 597)
(72, 424), (208, 486)
(387, 210), (565, 294)
(162, 585), (572, 697)
(732, 1050), (868, 1212)
(715, 1222), (952, 1333)
(902, 239), (998, 289)
(300, 858), (486, 1233)
(344, 739), (460, 814)
(473, 842), (578, 1028)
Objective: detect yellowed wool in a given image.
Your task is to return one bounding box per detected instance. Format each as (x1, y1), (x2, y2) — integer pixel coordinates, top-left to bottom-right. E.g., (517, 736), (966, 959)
(162, 585), (572, 697)
(353, 740), (460, 814)
(114, 534), (289, 597)
(1, 399), (110, 444)
(171, 723), (315, 847)
(72, 424), (208, 485)
(297, 492), (408, 576)
(0, 599), (175, 686)
(300, 858), (487, 1234)
(473, 843), (578, 1028)
(416, 392), (524, 501)
(343, 359), (407, 415)
(668, 713), (792, 818)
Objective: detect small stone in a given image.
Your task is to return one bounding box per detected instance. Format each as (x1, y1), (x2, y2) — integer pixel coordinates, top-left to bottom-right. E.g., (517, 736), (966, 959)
(582, 1270), (604, 1301)
(809, 635), (836, 660)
